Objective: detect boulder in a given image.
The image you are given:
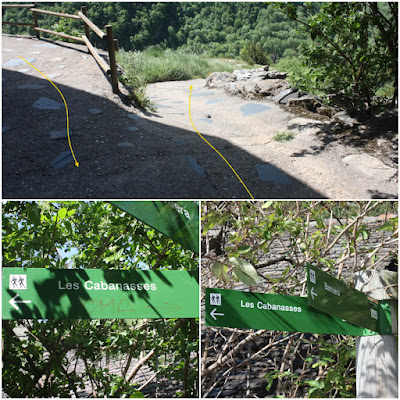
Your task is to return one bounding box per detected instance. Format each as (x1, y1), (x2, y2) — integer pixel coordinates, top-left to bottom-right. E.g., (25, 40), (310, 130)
(256, 79), (289, 96)
(206, 72), (235, 88)
(272, 88), (298, 104)
(265, 70), (288, 79)
(317, 106), (336, 117)
(288, 95), (322, 112)
(333, 111), (359, 126)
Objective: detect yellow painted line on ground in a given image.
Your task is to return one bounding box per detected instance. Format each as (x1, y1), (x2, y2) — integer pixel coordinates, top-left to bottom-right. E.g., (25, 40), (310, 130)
(19, 56), (79, 167)
(188, 85), (254, 199)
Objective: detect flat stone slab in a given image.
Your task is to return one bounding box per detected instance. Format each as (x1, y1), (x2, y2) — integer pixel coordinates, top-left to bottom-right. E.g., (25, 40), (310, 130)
(117, 142), (135, 148)
(3, 57), (35, 67)
(50, 129), (73, 140)
(33, 43), (57, 48)
(88, 108), (102, 115)
(49, 57), (64, 62)
(342, 154), (396, 180)
(50, 151), (74, 170)
(17, 84), (47, 90)
(47, 73), (63, 80)
(206, 98), (227, 105)
(172, 138), (185, 145)
(197, 118), (214, 124)
(127, 114), (141, 121)
(187, 156), (207, 177)
(255, 164), (292, 185)
(33, 97), (64, 110)
(240, 103), (271, 117)
(192, 91), (215, 97)
(273, 88), (298, 104)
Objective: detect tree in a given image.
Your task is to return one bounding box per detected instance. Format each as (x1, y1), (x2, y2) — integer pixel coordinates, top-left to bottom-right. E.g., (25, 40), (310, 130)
(280, 2), (398, 111)
(2, 201), (199, 398)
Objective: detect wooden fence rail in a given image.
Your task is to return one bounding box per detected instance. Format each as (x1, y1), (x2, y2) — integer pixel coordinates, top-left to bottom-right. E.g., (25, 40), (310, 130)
(2, 3), (119, 94)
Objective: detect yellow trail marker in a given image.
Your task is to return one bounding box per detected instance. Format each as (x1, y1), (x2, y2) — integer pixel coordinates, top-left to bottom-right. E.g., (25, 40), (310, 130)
(19, 56), (79, 167)
(188, 86), (254, 199)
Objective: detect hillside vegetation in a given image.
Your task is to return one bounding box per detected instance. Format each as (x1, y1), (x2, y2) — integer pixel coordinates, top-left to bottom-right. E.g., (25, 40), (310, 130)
(3, 2), (397, 112)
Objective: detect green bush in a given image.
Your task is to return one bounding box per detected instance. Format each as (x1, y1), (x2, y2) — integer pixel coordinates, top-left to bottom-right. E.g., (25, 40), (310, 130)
(240, 41), (270, 65)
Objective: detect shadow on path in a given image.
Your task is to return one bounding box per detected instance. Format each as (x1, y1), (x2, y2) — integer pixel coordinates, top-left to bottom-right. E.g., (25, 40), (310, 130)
(2, 68), (324, 199)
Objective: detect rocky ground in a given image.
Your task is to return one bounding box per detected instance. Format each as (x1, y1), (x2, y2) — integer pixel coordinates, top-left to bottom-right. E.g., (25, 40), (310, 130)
(2, 34), (398, 199)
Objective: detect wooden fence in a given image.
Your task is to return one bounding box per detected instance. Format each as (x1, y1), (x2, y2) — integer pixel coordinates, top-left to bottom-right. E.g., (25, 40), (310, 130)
(2, 3), (120, 94)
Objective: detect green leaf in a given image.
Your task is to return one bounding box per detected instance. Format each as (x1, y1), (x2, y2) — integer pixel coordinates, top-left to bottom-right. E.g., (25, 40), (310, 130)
(261, 201), (274, 209)
(58, 208), (67, 220)
(237, 245), (251, 254)
(211, 262), (230, 284)
(306, 380), (324, 389)
(229, 256), (261, 285)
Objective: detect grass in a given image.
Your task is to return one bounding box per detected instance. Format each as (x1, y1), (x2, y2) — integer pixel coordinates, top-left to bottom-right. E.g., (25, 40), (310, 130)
(116, 47), (254, 109)
(273, 132), (295, 142)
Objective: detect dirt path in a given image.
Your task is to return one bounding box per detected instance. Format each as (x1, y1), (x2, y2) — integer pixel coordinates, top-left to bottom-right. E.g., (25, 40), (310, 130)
(2, 34), (397, 199)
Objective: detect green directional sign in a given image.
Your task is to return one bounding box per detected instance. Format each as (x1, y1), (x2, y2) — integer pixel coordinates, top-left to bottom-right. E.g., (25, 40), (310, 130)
(111, 201), (199, 253)
(205, 288), (377, 336)
(306, 265), (383, 332)
(3, 267), (199, 320)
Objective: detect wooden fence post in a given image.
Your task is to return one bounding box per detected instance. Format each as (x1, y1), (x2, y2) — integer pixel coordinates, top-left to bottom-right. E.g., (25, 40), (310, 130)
(105, 24), (119, 94)
(80, 6), (91, 43)
(114, 38), (119, 52)
(32, 9), (40, 39)
(355, 270), (398, 398)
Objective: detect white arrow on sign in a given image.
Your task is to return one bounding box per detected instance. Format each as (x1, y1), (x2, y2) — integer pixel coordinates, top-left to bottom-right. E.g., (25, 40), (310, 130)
(210, 307), (224, 320)
(9, 294), (32, 310)
(310, 286), (318, 301)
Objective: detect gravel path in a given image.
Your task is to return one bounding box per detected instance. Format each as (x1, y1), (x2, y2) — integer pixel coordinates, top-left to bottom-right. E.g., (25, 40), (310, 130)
(2, 34), (397, 199)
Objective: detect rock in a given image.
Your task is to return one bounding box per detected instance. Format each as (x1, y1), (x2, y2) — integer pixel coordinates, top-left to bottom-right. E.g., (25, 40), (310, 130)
(17, 84), (46, 91)
(272, 88), (298, 104)
(88, 108), (102, 115)
(265, 70), (288, 79)
(187, 156), (207, 177)
(117, 142), (135, 148)
(206, 72), (235, 88)
(3, 57), (35, 67)
(342, 153), (396, 180)
(256, 79), (289, 96)
(288, 95), (322, 112)
(333, 111), (359, 126)
(47, 73), (62, 80)
(234, 70), (252, 81)
(317, 106), (336, 117)
(50, 151), (74, 170)
(32, 97), (64, 110)
(50, 129), (73, 140)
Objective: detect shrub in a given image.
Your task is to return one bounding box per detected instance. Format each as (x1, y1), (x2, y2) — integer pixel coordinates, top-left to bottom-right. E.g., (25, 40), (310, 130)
(240, 41), (270, 65)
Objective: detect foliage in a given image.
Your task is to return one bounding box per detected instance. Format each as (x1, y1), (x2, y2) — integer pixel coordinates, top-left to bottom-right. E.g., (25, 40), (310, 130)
(273, 132), (295, 142)
(201, 201), (398, 397)
(117, 48), (252, 110)
(298, 336), (357, 398)
(279, 2), (398, 111)
(2, 2), (313, 61)
(240, 41), (270, 65)
(2, 201), (199, 398)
